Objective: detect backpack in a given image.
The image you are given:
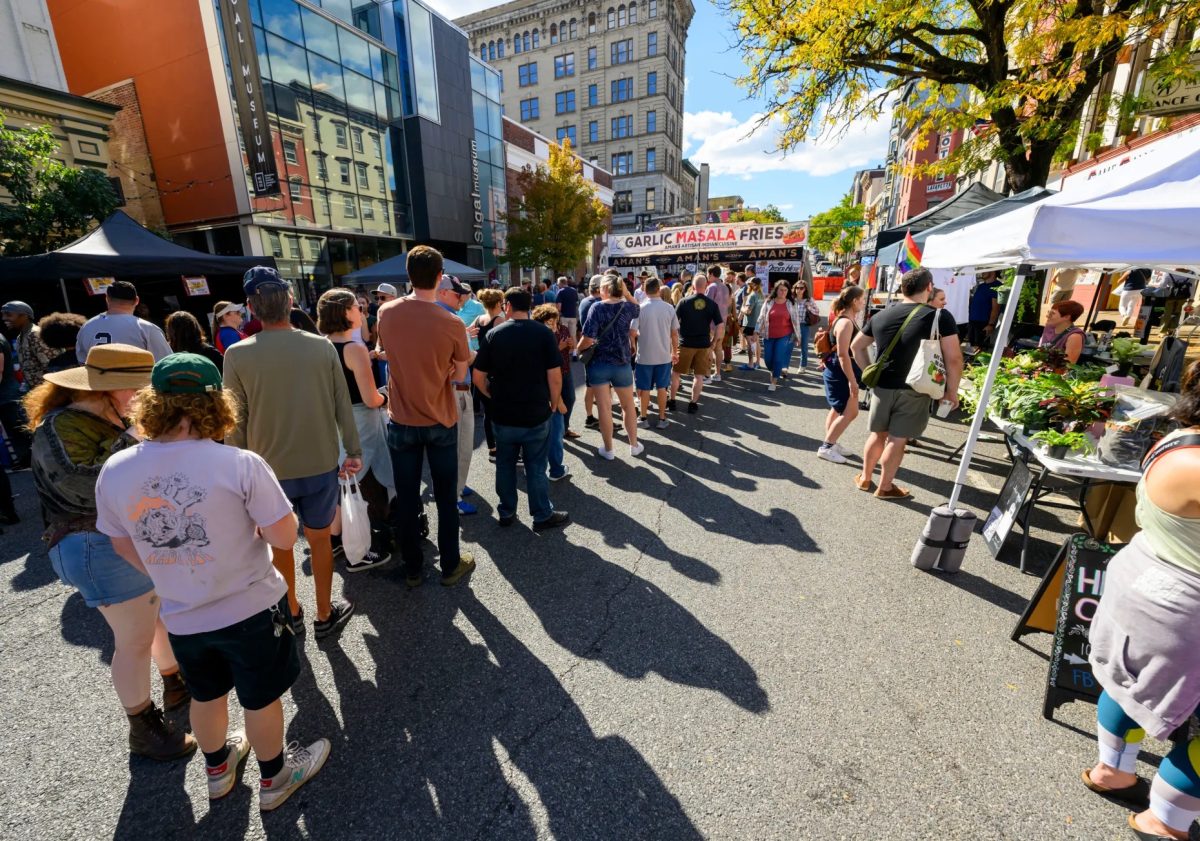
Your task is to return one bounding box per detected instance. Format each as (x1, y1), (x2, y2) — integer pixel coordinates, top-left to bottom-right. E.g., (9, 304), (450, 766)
(814, 315), (844, 356)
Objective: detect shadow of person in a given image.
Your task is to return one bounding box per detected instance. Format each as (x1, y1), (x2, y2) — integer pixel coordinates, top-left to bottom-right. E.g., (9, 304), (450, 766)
(60, 591), (114, 666)
(113, 755), (196, 839)
(10, 544), (57, 591)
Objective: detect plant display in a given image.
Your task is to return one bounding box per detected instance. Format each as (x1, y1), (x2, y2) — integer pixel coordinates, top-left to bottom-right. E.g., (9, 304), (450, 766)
(1032, 429), (1095, 457)
(1108, 337), (1142, 376)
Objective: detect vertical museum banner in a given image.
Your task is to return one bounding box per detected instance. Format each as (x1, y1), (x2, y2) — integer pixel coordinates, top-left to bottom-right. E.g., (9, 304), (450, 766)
(218, 0), (281, 196)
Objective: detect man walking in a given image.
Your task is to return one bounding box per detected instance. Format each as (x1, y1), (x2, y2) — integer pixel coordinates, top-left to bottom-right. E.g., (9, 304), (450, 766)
(578, 275), (604, 428)
(704, 266), (730, 382)
(555, 276), (580, 339)
(850, 267), (962, 500)
(376, 246), (475, 588)
(632, 277), (679, 429)
(75, 281), (172, 362)
(1, 301), (53, 392)
(434, 275), (479, 515)
(473, 287), (569, 531)
(224, 267), (362, 638)
(670, 273), (723, 414)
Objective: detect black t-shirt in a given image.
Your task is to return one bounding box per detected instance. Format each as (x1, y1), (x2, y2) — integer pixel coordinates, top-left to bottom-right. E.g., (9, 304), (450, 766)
(556, 286), (580, 318)
(861, 302), (958, 390)
(675, 294), (723, 348)
(1123, 268), (1150, 291)
(473, 319), (561, 427)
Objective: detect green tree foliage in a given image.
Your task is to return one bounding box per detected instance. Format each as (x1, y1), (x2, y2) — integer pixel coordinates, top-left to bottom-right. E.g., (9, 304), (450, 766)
(724, 0), (1200, 191)
(0, 116), (119, 256)
(729, 203), (788, 223)
(505, 138), (609, 275)
(808, 193), (865, 257)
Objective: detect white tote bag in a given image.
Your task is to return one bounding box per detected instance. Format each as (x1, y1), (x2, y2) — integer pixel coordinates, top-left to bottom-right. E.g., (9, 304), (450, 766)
(906, 311), (947, 399)
(338, 476), (372, 564)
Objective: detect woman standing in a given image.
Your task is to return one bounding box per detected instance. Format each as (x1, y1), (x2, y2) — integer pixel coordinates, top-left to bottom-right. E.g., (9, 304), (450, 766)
(818, 286), (866, 465)
(792, 280), (821, 370)
(165, 311), (225, 372)
(532, 304), (574, 481)
(738, 279), (765, 372)
(27, 344), (195, 760)
(472, 288), (506, 459)
(755, 281), (803, 392)
(1081, 360), (1200, 841)
(211, 302), (245, 354)
(317, 289), (394, 572)
(577, 276), (642, 460)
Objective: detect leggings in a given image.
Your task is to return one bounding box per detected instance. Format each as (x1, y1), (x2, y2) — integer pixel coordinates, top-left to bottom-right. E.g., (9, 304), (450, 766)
(762, 335), (794, 379)
(1097, 690), (1200, 833)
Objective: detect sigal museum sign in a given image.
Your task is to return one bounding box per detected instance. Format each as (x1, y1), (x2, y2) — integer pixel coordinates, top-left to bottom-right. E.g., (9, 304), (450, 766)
(607, 221), (809, 267)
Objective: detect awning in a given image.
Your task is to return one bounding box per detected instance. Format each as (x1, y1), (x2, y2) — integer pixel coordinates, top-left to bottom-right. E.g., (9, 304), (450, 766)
(343, 253), (489, 286)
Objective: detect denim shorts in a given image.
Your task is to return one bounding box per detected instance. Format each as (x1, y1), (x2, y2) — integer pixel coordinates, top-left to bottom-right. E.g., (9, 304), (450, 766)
(278, 467), (339, 530)
(635, 362), (673, 391)
(49, 530), (154, 608)
(586, 361), (634, 388)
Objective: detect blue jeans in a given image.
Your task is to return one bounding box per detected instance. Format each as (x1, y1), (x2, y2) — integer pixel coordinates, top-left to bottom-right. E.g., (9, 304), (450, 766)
(494, 419), (553, 522)
(763, 335), (795, 378)
(798, 323), (811, 367)
(561, 366), (576, 429)
(387, 421), (459, 577)
(548, 410), (567, 478)
(49, 531), (154, 608)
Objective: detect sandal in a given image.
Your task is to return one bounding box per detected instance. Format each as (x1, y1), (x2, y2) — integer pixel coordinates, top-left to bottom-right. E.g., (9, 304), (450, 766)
(565, 430), (581, 439)
(854, 475), (874, 493)
(874, 485), (911, 500)
(1126, 812), (1180, 840)
(1081, 769), (1150, 809)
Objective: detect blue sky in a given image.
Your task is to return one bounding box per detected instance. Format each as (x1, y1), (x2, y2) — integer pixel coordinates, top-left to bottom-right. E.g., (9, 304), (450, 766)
(428, 0), (890, 221)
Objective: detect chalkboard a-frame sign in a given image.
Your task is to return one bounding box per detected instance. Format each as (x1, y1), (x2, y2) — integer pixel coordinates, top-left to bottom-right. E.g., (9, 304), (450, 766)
(1043, 534), (1118, 720)
(982, 459), (1034, 558)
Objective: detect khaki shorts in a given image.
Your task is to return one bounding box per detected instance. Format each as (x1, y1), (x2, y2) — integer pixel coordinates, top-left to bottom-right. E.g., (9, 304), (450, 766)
(674, 346), (711, 376)
(868, 386), (932, 440)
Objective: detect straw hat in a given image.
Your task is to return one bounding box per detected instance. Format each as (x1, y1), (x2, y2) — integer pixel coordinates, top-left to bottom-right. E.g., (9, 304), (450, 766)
(44, 344), (155, 391)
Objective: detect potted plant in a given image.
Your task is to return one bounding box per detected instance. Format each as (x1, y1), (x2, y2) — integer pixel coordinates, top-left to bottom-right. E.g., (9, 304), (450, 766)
(1109, 337), (1142, 377)
(1033, 429), (1094, 460)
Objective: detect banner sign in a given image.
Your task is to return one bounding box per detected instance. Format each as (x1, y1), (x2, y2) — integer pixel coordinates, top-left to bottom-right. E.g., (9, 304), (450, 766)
(608, 246), (805, 269)
(1140, 53), (1200, 118)
(83, 277), (115, 296)
(182, 276), (210, 296)
(608, 221), (809, 263)
(218, 0), (281, 196)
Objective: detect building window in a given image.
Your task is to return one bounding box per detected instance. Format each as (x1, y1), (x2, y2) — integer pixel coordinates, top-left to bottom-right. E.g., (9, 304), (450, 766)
(646, 148), (656, 171)
(614, 190), (632, 214)
(288, 235), (301, 258)
(288, 178), (302, 203)
(371, 134), (381, 158)
(308, 238), (321, 259)
(649, 0), (657, 17)
(480, 44), (487, 61)
(569, 19), (578, 39)
(607, 8), (616, 29)
(611, 115), (632, 138)
(588, 12), (596, 33)
(554, 53), (574, 78)
(339, 160), (351, 185)
(344, 194), (357, 218)
(646, 71), (657, 95)
(618, 5), (627, 26)
(519, 62), (538, 86)
(550, 23), (558, 44)
(520, 97), (540, 120)
(611, 152), (632, 175)
(523, 31), (530, 51)
(629, 1), (637, 23)
(646, 110), (657, 133)
(356, 162), (369, 189)
(513, 32), (522, 54)
(497, 39), (504, 58)
(645, 187), (656, 211)
(555, 90), (576, 114)
(267, 231), (283, 257)
(363, 199), (375, 220)
(647, 32), (657, 56)
(334, 123), (348, 148)
(587, 46), (597, 70)
(611, 39), (632, 65)
(317, 189), (330, 216)
(532, 28), (539, 48)
(556, 125), (577, 146)
(315, 156), (329, 181)
(611, 77), (632, 102)
(488, 41), (496, 61)
(588, 84), (598, 107)
(283, 139), (298, 164)
(668, 191), (675, 214)
(352, 128), (364, 154)
(588, 120), (599, 142)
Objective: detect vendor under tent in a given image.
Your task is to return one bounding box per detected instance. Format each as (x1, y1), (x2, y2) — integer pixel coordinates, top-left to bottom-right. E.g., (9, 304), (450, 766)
(343, 252), (488, 288)
(917, 127), (1200, 566)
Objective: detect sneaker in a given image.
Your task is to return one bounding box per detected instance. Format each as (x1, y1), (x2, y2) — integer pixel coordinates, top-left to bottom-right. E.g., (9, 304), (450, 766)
(630, 442), (645, 457)
(313, 600), (354, 640)
(832, 442), (851, 458)
(711, 373), (722, 382)
(207, 732), (251, 800)
(597, 446), (615, 461)
(344, 547), (391, 573)
(461, 486), (475, 498)
(636, 416), (650, 428)
(655, 418), (669, 430)
(128, 702), (197, 761)
(259, 738), (331, 812)
(687, 402), (699, 414)
(584, 416), (599, 428)
(703, 376), (714, 385)
(817, 445), (848, 465)
(532, 511), (571, 532)
(737, 363), (754, 371)
(457, 499), (478, 516)
(290, 607), (305, 636)
(441, 554), (476, 587)
(497, 514), (516, 527)
(767, 384), (777, 392)
(549, 468), (571, 482)
(666, 398), (677, 412)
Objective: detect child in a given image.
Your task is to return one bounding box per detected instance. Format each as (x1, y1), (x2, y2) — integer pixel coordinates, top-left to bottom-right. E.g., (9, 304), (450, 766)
(96, 353), (329, 810)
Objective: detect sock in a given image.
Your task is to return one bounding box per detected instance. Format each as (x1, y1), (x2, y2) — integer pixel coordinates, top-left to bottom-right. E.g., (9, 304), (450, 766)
(259, 751), (285, 781)
(823, 441), (833, 448)
(204, 744), (231, 769)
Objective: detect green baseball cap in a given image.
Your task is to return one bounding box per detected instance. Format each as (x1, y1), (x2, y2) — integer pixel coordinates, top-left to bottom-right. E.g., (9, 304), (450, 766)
(151, 353), (223, 394)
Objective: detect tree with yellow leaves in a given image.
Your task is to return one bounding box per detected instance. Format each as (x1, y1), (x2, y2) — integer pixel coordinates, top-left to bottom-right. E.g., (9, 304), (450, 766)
(724, 0), (1200, 191)
(505, 138), (610, 275)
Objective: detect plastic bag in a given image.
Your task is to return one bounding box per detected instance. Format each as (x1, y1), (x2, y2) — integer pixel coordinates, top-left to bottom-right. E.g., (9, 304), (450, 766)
(1096, 386), (1178, 469)
(339, 476), (372, 564)
(905, 312), (946, 399)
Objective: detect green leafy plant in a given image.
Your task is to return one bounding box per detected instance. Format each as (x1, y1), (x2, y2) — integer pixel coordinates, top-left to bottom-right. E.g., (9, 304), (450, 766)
(1033, 429), (1094, 456)
(1109, 337), (1142, 376)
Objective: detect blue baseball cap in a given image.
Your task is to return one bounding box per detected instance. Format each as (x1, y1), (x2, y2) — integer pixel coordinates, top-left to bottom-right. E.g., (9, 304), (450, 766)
(243, 266), (288, 295)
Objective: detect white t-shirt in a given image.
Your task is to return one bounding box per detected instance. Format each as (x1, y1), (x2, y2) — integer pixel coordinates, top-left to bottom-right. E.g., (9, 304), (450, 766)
(96, 439), (293, 635)
(631, 298), (680, 366)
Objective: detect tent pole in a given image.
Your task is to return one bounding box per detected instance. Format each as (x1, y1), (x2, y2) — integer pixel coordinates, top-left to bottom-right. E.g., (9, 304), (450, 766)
(947, 263), (1031, 510)
(59, 278), (71, 313)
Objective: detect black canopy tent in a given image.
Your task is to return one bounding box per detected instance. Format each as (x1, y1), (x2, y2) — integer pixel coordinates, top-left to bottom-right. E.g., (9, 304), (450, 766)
(0, 211), (271, 322)
(344, 252), (488, 288)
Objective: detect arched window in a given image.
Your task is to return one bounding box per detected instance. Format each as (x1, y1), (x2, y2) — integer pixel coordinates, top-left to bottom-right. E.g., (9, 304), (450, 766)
(497, 39), (504, 57)
(523, 31), (530, 51)
(617, 5), (627, 27)
(513, 32), (521, 53)
(607, 7), (615, 28)
(569, 18), (578, 39)
(531, 28), (539, 48)
(479, 44), (487, 61)
(588, 12), (596, 33)
(549, 23), (557, 44)
(560, 20), (567, 40)
(488, 41), (496, 61)
(628, 1), (637, 24)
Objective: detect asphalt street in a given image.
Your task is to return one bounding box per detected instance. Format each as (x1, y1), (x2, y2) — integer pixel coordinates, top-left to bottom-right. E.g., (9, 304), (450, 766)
(1, 347), (1193, 840)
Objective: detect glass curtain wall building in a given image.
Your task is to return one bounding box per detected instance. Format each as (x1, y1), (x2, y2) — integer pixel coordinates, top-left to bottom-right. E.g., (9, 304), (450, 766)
(471, 56), (507, 278)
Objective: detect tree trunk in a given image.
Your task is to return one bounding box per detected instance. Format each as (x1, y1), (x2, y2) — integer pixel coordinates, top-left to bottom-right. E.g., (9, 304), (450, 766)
(1001, 138), (1057, 194)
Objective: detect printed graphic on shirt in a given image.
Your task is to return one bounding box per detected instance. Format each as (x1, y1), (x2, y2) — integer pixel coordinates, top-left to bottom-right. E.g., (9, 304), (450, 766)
(128, 473), (213, 565)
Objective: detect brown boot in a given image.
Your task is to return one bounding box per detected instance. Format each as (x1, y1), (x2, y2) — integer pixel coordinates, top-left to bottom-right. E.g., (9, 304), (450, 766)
(161, 671), (190, 711)
(128, 702), (197, 760)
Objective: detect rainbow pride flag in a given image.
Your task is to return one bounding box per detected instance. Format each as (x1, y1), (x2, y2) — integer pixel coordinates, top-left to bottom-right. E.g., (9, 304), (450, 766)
(896, 230), (922, 274)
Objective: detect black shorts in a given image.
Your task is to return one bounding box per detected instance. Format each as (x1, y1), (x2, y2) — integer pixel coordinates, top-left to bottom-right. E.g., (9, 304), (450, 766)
(168, 596), (300, 710)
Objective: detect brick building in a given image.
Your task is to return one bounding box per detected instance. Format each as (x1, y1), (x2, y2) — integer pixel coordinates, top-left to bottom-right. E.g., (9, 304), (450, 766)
(85, 80), (165, 232)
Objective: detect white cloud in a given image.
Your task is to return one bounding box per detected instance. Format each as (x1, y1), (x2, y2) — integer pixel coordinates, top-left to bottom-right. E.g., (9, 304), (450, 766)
(423, 0), (504, 19)
(682, 109), (890, 179)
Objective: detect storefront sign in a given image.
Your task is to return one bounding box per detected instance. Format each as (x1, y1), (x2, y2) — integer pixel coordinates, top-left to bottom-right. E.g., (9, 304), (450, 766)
(608, 221), (808, 262)
(218, 0), (280, 196)
(1141, 54), (1200, 117)
(182, 276), (210, 296)
(470, 139), (484, 244)
(926, 181), (953, 194)
(83, 277), (115, 296)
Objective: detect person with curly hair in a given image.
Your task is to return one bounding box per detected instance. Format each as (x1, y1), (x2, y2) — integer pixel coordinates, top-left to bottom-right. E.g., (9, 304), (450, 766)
(37, 312), (86, 374)
(96, 353), (329, 809)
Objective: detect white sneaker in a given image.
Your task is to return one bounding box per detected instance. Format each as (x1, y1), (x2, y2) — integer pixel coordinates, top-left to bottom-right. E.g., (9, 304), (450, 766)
(711, 373), (722, 382)
(703, 376), (715, 385)
(259, 738), (331, 812)
(832, 443), (851, 458)
(817, 445), (848, 464)
(767, 384), (777, 392)
(655, 417), (669, 430)
(597, 446), (615, 461)
(206, 731), (251, 800)
(636, 416), (650, 428)
(630, 442), (645, 457)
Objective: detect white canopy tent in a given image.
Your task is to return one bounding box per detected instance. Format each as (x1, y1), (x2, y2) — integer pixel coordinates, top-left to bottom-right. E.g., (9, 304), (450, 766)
(917, 128), (1200, 518)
